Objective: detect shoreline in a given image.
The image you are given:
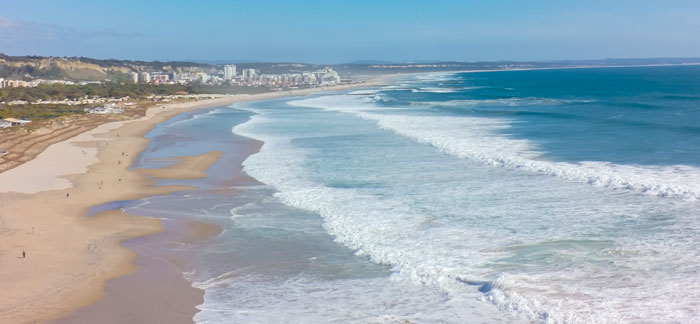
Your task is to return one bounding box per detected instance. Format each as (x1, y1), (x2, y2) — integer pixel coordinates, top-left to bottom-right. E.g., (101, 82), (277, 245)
(0, 80), (385, 195)
(0, 80), (385, 323)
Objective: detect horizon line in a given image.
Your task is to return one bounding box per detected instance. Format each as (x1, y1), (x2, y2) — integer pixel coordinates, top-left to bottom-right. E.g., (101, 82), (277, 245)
(3, 53), (700, 66)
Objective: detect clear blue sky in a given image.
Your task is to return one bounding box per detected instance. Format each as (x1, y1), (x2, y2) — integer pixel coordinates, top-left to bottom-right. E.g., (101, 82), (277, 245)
(1, 0), (699, 63)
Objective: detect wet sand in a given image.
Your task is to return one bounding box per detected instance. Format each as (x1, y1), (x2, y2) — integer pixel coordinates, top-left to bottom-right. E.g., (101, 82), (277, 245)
(52, 217), (222, 324)
(52, 142), (256, 324)
(138, 151), (225, 180)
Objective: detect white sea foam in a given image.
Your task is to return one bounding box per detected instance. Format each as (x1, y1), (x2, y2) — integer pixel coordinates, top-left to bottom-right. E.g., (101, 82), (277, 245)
(229, 203), (255, 220)
(164, 109), (219, 128)
(411, 87), (458, 93)
(193, 273), (518, 324)
(406, 86), (487, 93)
(230, 98), (700, 323)
(412, 72), (456, 81)
(418, 97), (591, 107)
(371, 94), (593, 108)
(347, 89), (380, 95)
(288, 94), (700, 200)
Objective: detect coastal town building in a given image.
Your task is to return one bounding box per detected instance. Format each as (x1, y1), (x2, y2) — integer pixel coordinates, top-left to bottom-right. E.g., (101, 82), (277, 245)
(3, 118), (32, 126)
(173, 72), (196, 84)
(1, 79), (33, 88)
(197, 72), (209, 83)
(0, 119), (12, 128)
(314, 68), (341, 85)
(4, 96), (130, 106)
(84, 103), (124, 114)
(0, 78), (76, 88)
(129, 72), (139, 83)
(139, 72), (151, 83)
(224, 64), (237, 80)
(241, 68), (257, 80)
(150, 73), (170, 84)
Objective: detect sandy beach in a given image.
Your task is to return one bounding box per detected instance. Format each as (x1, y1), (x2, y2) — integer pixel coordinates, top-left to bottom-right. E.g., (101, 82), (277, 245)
(0, 81), (384, 324)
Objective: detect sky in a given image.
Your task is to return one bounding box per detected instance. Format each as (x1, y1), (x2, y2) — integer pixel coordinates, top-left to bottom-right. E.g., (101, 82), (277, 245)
(1, 0), (700, 63)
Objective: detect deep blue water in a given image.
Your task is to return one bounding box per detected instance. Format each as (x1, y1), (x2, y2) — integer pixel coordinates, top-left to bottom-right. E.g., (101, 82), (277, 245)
(378, 66), (700, 165)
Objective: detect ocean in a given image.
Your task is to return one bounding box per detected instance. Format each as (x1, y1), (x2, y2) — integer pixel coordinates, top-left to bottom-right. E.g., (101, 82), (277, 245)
(131, 65), (700, 323)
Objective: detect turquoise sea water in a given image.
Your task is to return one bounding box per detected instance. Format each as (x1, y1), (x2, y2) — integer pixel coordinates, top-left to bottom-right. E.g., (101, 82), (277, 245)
(134, 66), (700, 323)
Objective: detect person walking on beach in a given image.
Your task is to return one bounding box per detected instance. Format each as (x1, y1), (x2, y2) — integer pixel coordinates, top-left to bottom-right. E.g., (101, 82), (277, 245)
(22, 250), (25, 259)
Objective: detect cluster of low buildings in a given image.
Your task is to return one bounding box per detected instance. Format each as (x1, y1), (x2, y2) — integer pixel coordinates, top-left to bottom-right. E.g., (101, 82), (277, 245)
(0, 78), (93, 89)
(3, 96), (131, 106)
(82, 94), (230, 115)
(238, 68), (343, 88)
(1, 65), (343, 91)
(129, 71), (201, 85)
(0, 118), (31, 128)
(128, 72), (175, 84)
(0, 78), (41, 88)
(222, 65), (342, 87)
(129, 65), (343, 88)
(83, 103), (124, 114)
(146, 93), (231, 100)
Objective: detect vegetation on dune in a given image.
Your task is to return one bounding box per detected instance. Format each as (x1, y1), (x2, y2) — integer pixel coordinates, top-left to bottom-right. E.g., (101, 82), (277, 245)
(0, 63), (64, 81)
(0, 83), (271, 102)
(0, 104), (88, 120)
(74, 56), (212, 69)
(0, 83), (186, 102)
(0, 83), (271, 120)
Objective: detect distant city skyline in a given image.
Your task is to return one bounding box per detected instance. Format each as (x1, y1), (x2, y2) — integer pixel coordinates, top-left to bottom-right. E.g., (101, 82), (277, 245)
(2, 0), (700, 63)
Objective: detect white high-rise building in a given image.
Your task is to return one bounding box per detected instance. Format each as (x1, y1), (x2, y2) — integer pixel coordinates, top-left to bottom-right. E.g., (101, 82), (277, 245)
(224, 64), (237, 80)
(315, 68), (341, 85)
(196, 72), (209, 83)
(139, 72), (151, 83)
(241, 68), (256, 80)
(129, 72), (139, 83)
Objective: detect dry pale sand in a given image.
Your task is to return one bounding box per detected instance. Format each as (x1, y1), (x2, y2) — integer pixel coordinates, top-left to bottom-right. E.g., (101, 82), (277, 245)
(0, 80), (384, 324)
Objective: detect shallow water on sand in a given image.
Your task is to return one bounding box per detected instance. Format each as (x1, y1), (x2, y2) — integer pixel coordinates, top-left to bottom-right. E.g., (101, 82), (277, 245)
(125, 105), (517, 323)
